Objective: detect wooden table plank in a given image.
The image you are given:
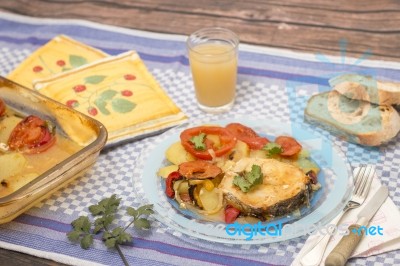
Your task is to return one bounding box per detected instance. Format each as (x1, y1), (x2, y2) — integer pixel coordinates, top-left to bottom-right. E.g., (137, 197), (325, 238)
(0, 249), (66, 266)
(0, 1), (399, 265)
(0, 0), (399, 60)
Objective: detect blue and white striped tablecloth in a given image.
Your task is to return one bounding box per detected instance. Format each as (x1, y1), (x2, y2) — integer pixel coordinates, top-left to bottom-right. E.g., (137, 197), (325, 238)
(0, 12), (399, 266)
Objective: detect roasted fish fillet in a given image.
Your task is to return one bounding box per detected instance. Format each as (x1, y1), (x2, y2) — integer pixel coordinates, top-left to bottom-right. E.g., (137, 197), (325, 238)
(218, 158), (312, 219)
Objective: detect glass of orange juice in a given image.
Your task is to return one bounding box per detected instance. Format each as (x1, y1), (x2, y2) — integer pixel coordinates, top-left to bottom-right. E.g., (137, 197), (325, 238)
(187, 27), (239, 113)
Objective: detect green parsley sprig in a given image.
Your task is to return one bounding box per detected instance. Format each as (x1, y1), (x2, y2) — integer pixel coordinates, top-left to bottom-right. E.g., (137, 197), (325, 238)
(263, 142), (283, 157)
(67, 194), (153, 266)
(233, 164), (263, 192)
(190, 132), (206, 150)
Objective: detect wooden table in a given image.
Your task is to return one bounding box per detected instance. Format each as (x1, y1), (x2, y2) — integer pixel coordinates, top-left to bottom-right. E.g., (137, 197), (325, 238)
(0, 0), (399, 265)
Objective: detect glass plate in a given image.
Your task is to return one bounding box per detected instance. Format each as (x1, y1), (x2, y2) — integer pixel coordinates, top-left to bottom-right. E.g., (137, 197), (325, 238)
(133, 117), (353, 244)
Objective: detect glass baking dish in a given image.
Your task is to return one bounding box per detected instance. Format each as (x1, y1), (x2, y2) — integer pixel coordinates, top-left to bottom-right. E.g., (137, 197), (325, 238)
(0, 76), (107, 223)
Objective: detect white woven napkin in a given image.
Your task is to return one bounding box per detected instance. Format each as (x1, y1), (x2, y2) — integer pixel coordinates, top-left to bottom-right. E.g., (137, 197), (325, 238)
(291, 173), (400, 266)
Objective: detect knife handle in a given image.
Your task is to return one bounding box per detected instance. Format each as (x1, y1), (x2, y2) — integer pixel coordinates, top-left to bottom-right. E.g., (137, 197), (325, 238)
(325, 224), (364, 266)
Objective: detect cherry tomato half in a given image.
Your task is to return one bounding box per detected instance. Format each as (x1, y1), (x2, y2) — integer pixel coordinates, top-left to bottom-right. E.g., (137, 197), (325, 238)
(0, 98), (5, 117)
(226, 123), (269, 150)
(180, 126), (236, 160)
(275, 136), (302, 156)
(8, 115), (56, 154)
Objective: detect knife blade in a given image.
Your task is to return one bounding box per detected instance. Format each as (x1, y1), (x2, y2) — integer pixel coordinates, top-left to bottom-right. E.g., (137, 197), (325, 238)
(325, 186), (389, 266)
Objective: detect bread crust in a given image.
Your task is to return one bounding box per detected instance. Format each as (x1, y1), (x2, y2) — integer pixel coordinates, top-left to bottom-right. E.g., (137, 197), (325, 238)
(330, 74), (400, 106)
(305, 91), (400, 146)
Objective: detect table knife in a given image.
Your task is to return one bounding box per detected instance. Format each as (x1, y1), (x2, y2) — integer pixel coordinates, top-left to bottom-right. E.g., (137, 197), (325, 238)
(325, 186), (388, 266)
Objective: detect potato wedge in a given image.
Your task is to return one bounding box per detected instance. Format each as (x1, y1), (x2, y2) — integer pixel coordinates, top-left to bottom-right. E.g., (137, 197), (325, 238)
(6, 173), (38, 191)
(0, 153), (26, 179)
(231, 140), (250, 162)
(165, 141), (195, 165)
(0, 173), (38, 198)
(249, 148), (267, 159)
(206, 134), (221, 149)
(157, 164), (179, 178)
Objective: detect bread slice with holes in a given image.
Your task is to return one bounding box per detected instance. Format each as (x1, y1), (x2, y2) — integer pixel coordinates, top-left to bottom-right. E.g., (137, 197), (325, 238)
(329, 74), (400, 106)
(304, 90), (400, 146)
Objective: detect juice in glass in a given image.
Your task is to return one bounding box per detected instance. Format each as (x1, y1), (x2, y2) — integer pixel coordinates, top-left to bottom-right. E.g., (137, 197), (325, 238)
(189, 43), (237, 108)
(187, 28), (239, 113)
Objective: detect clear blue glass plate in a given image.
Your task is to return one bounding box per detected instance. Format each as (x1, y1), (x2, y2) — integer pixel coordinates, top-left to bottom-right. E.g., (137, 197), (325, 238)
(133, 117), (353, 244)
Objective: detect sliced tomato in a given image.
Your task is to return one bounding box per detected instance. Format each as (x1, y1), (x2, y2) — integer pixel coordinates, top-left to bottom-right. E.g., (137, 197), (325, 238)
(180, 126), (236, 160)
(226, 123), (269, 149)
(275, 136), (302, 156)
(178, 161), (222, 179)
(8, 115), (56, 154)
(224, 205), (240, 223)
(0, 98), (5, 117)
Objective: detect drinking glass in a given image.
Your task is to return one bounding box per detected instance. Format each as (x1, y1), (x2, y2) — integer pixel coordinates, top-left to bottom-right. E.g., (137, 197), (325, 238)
(187, 27), (239, 113)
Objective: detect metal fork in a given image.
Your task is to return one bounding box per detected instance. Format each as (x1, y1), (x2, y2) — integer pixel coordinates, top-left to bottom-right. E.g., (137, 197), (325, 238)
(300, 164), (375, 266)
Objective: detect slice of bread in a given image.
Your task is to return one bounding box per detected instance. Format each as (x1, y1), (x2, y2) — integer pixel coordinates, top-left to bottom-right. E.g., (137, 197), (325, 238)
(329, 74), (400, 106)
(304, 91), (400, 146)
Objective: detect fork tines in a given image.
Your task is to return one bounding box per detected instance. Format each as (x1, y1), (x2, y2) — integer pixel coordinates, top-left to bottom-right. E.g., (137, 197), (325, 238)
(354, 164), (375, 196)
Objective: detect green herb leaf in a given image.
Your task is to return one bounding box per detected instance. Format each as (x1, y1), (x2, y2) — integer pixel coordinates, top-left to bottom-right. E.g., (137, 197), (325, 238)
(134, 218), (151, 230)
(89, 194), (121, 216)
(109, 227), (132, 244)
(80, 234), (93, 249)
(190, 133), (206, 150)
(71, 216), (92, 233)
(111, 227), (123, 236)
(89, 205), (104, 216)
(103, 215), (115, 228)
(111, 98), (136, 113)
(117, 231), (132, 244)
(246, 164), (263, 185)
(126, 207), (138, 218)
(102, 231), (118, 248)
(93, 223), (103, 234)
(136, 204), (154, 216)
(69, 55), (88, 68)
(102, 231), (113, 240)
(105, 238), (117, 248)
(93, 215), (114, 232)
(233, 164), (263, 193)
(67, 230), (81, 242)
(67, 194), (153, 264)
(263, 142), (283, 157)
(233, 175), (252, 192)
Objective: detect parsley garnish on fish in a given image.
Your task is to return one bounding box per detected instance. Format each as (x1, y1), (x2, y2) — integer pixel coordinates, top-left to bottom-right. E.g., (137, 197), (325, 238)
(233, 164), (263, 192)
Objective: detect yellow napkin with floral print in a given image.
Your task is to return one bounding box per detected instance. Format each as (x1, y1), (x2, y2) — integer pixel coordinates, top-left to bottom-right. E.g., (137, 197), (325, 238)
(33, 51), (187, 145)
(7, 35), (108, 89)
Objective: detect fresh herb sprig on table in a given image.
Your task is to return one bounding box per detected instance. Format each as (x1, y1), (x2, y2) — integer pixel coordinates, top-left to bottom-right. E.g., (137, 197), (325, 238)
(67, 194), (153, 266)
